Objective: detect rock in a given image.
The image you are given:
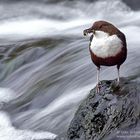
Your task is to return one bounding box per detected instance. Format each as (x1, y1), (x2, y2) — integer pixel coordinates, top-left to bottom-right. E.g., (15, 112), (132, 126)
(66, 78), (140, 140)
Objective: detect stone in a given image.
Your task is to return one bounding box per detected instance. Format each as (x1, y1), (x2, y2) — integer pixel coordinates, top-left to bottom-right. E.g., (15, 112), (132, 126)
(66, 78), (140, 140)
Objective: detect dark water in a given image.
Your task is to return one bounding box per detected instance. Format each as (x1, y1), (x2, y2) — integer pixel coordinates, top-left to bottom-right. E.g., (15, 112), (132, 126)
(0, 0), (140, 139)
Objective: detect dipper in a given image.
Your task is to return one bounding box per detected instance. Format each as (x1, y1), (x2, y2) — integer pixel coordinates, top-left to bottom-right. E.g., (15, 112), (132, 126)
(83, 21), (127, 92)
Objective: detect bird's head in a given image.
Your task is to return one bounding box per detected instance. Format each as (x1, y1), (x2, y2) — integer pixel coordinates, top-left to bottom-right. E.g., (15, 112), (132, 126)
(83, 20), (118, 36)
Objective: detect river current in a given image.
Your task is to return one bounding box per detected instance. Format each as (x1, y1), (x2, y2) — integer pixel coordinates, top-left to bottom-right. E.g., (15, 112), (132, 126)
(0, 0), (140, 139)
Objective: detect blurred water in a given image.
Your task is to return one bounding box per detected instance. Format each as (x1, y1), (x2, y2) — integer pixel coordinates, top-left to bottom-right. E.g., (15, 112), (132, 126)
(0, 0), (140, 139)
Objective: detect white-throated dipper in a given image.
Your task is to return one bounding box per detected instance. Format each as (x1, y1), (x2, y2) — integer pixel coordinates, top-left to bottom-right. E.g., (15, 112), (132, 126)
(83, 20), (127, 93)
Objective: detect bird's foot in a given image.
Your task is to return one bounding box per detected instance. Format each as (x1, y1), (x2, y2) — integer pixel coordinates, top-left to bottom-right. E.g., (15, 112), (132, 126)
(116, 79), (120, 86)
(96, 83), (101, 93)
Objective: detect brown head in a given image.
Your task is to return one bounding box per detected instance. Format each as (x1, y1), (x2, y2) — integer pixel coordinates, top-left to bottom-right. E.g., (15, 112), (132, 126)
(83, 20), (121, 36)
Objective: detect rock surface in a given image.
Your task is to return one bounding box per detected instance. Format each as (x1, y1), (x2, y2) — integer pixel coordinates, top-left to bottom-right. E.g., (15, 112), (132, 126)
(66, 78), (140, 140)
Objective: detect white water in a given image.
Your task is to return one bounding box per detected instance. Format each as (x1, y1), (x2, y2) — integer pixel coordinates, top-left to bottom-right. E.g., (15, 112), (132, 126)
(0, 0), (140, 139)
(0, 0), (135, 39)
(0, 111), (56, 140)
(0, 89), (57, 139)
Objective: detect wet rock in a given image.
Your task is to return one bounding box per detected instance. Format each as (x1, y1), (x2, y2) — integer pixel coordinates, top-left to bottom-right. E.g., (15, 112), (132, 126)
(66, 78), (140, 140)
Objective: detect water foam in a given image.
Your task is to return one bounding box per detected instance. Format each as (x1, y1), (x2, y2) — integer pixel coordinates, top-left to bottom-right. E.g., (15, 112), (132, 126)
(0, 88), (15, 103)
(0, 18), (92, 39)
(0, 0), (138, 41)
(0, 111), (57, 140)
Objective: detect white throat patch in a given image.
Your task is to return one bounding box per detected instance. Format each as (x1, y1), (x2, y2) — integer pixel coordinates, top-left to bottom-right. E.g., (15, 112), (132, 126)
(90, 31), (123, 58)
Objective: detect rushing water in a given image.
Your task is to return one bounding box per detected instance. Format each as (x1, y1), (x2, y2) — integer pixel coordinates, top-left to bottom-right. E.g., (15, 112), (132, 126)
(0, 0), (140, 139)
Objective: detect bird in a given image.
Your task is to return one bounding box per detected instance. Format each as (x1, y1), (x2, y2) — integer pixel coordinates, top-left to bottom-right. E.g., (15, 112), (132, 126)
(83, 20), (127, 93)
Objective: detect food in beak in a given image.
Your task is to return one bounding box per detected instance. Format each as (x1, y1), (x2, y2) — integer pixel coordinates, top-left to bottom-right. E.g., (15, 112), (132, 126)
(83, 29), (88, 36)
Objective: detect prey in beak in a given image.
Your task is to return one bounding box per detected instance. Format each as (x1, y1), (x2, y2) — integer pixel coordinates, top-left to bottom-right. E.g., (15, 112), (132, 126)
(83, 28), (95, 36)
(83, 29), (89, 36)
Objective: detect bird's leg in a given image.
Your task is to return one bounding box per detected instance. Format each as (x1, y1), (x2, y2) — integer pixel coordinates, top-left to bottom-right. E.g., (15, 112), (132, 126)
(96, 67), (100, 93)
(117, 65), (120, 85)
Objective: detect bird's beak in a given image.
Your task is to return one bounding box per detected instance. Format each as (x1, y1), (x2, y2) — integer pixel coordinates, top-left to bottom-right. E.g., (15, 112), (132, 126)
(83, 28), (95, 36)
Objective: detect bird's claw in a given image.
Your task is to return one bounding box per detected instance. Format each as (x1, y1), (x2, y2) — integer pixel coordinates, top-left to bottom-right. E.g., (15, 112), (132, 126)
(96, 83), (101, 93)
